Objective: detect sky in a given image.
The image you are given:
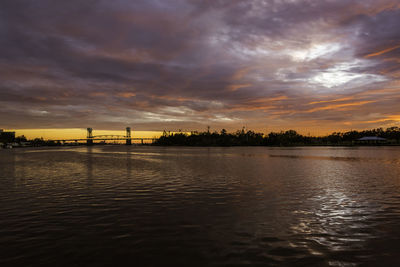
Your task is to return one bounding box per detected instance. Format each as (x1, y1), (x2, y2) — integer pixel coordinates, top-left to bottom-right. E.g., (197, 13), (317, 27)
(1, 0), (400, 138)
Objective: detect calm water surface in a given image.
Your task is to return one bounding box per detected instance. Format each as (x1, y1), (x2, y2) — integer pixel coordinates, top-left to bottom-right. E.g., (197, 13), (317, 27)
(1, 146), (400, 266)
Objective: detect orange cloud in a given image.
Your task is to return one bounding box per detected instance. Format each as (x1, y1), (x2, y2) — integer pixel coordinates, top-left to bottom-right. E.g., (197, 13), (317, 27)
(355, 2), (400, 16)
(117, 92), (136, 98)
(364, 115), (400, 124)
(357, 86), (400, 97)
(308, 97), (354, 105)
(227, 83), (252, 91)
(231, 67), (252, 80)
(304, 100), (375, 113)
(365, 44), (400, 58)
(227, 95), (288, 111)
(250, 95), (288, 103)
(150, 94), (194, 102)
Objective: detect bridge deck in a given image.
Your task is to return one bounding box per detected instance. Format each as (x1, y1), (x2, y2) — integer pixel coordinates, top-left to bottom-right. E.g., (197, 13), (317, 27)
(50, 138), (155, 142)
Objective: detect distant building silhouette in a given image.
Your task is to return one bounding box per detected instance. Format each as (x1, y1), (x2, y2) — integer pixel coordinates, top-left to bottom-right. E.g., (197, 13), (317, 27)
(356, 136), (387, 144)
(357, 136), (387, 141)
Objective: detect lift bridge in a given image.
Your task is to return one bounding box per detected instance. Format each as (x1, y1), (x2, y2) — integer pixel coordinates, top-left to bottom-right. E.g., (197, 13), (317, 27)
(53, 127), (155, 145)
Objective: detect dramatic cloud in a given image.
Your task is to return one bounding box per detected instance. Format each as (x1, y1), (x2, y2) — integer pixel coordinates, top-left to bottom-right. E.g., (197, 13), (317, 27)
(1, 0), (399, 133)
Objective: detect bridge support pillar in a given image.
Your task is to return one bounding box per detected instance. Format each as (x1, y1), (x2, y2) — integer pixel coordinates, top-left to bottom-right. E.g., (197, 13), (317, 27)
(126, 127), (132, 145)
(87, 128), (94, 146)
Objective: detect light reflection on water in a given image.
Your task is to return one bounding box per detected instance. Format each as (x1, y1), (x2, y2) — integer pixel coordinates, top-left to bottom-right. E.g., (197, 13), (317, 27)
(1, 146), (400, 266)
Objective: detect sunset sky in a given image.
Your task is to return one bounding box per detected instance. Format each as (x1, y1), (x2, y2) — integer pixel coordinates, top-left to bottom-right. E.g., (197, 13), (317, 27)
(1, 0), (400, 138)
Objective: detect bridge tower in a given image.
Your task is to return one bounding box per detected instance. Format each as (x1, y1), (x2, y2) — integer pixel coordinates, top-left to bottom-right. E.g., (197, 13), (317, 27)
(126, 127), (131, 145)
(87, 128), (93, 146)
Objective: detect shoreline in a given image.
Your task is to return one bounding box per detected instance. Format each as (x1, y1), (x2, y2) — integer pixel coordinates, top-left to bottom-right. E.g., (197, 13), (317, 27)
(2, 143), (400, 150)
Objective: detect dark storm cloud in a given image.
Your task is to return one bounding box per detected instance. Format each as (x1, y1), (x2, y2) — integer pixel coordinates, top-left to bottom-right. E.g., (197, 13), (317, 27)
(1, 0), (399, 132)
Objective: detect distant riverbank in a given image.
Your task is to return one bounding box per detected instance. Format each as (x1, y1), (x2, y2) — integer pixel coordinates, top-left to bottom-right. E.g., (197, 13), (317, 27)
(2, 127), (400, 148)
(153, 127), (400, 147)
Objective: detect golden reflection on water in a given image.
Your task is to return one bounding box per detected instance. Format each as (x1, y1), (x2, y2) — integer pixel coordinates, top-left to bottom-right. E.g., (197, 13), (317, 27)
(86, 147), (93, 187)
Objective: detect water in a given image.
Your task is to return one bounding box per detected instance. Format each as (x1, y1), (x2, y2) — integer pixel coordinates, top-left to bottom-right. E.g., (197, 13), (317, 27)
(1, 146), (400, 266)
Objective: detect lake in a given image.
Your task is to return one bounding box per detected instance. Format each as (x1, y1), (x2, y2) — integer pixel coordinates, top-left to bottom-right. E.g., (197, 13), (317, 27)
(1, 146), (400, 266)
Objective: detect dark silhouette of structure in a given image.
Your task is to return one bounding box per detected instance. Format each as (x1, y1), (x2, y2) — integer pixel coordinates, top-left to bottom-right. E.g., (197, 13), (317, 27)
(5, 127), (400, 147)
(45, 127), (155, 145)
(356, 136), (387, 145)
(126, 127), (131, 145)
(87, 128), (93, 146)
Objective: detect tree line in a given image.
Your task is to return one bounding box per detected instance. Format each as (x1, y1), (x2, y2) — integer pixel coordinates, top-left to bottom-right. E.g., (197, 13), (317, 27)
(3, 127), (400, 147)
(1, 135), (69, 147)
(154, 127), (400, 146)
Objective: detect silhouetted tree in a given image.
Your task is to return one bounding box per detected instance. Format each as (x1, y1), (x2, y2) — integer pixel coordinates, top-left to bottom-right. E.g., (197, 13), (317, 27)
(154, 127), (400, 146)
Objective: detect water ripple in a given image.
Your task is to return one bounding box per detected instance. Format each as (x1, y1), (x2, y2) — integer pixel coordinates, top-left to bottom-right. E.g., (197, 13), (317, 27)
(1, 146), (400, 266)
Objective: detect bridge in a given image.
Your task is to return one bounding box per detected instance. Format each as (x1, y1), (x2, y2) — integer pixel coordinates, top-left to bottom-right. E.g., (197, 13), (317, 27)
(51, 127), (156, 145)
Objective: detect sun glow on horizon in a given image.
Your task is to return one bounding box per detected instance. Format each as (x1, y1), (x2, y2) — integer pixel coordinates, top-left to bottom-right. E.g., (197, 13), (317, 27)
(7, 129), (164, 140)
